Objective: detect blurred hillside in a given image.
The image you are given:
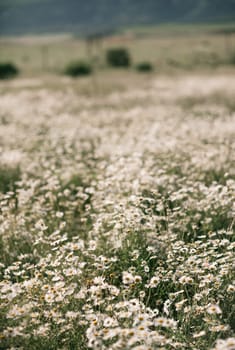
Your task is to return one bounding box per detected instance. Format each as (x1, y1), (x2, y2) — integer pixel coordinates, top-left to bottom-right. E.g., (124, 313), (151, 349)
(0, 0), (235, 36)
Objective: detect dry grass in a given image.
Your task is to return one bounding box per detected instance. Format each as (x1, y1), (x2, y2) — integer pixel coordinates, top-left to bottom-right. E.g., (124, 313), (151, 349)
(0, 23), (235, 75)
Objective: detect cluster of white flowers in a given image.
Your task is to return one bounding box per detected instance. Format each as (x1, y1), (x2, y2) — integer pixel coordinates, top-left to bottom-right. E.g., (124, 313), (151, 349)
(0, 74), (234, 349)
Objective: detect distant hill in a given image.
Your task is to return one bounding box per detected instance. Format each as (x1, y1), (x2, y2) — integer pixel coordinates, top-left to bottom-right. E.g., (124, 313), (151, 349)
(1, 0), (235, 36)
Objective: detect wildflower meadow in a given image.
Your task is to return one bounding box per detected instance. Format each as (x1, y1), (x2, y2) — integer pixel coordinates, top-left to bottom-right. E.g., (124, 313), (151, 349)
(0, 73), (234, 350)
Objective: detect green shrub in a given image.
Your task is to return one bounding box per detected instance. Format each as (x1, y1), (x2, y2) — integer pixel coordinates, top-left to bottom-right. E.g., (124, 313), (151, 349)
(0, 62), (19, 79)
(228, 51), (235, 65)
(136, 62), (154, 72)
(64, 61), (92, 77)
(106, 48), (131, 68)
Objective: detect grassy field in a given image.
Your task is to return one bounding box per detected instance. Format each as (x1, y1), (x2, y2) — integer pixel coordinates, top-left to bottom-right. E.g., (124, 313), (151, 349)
(0, 23), (235, 75)
(0, 24), (235, 350)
